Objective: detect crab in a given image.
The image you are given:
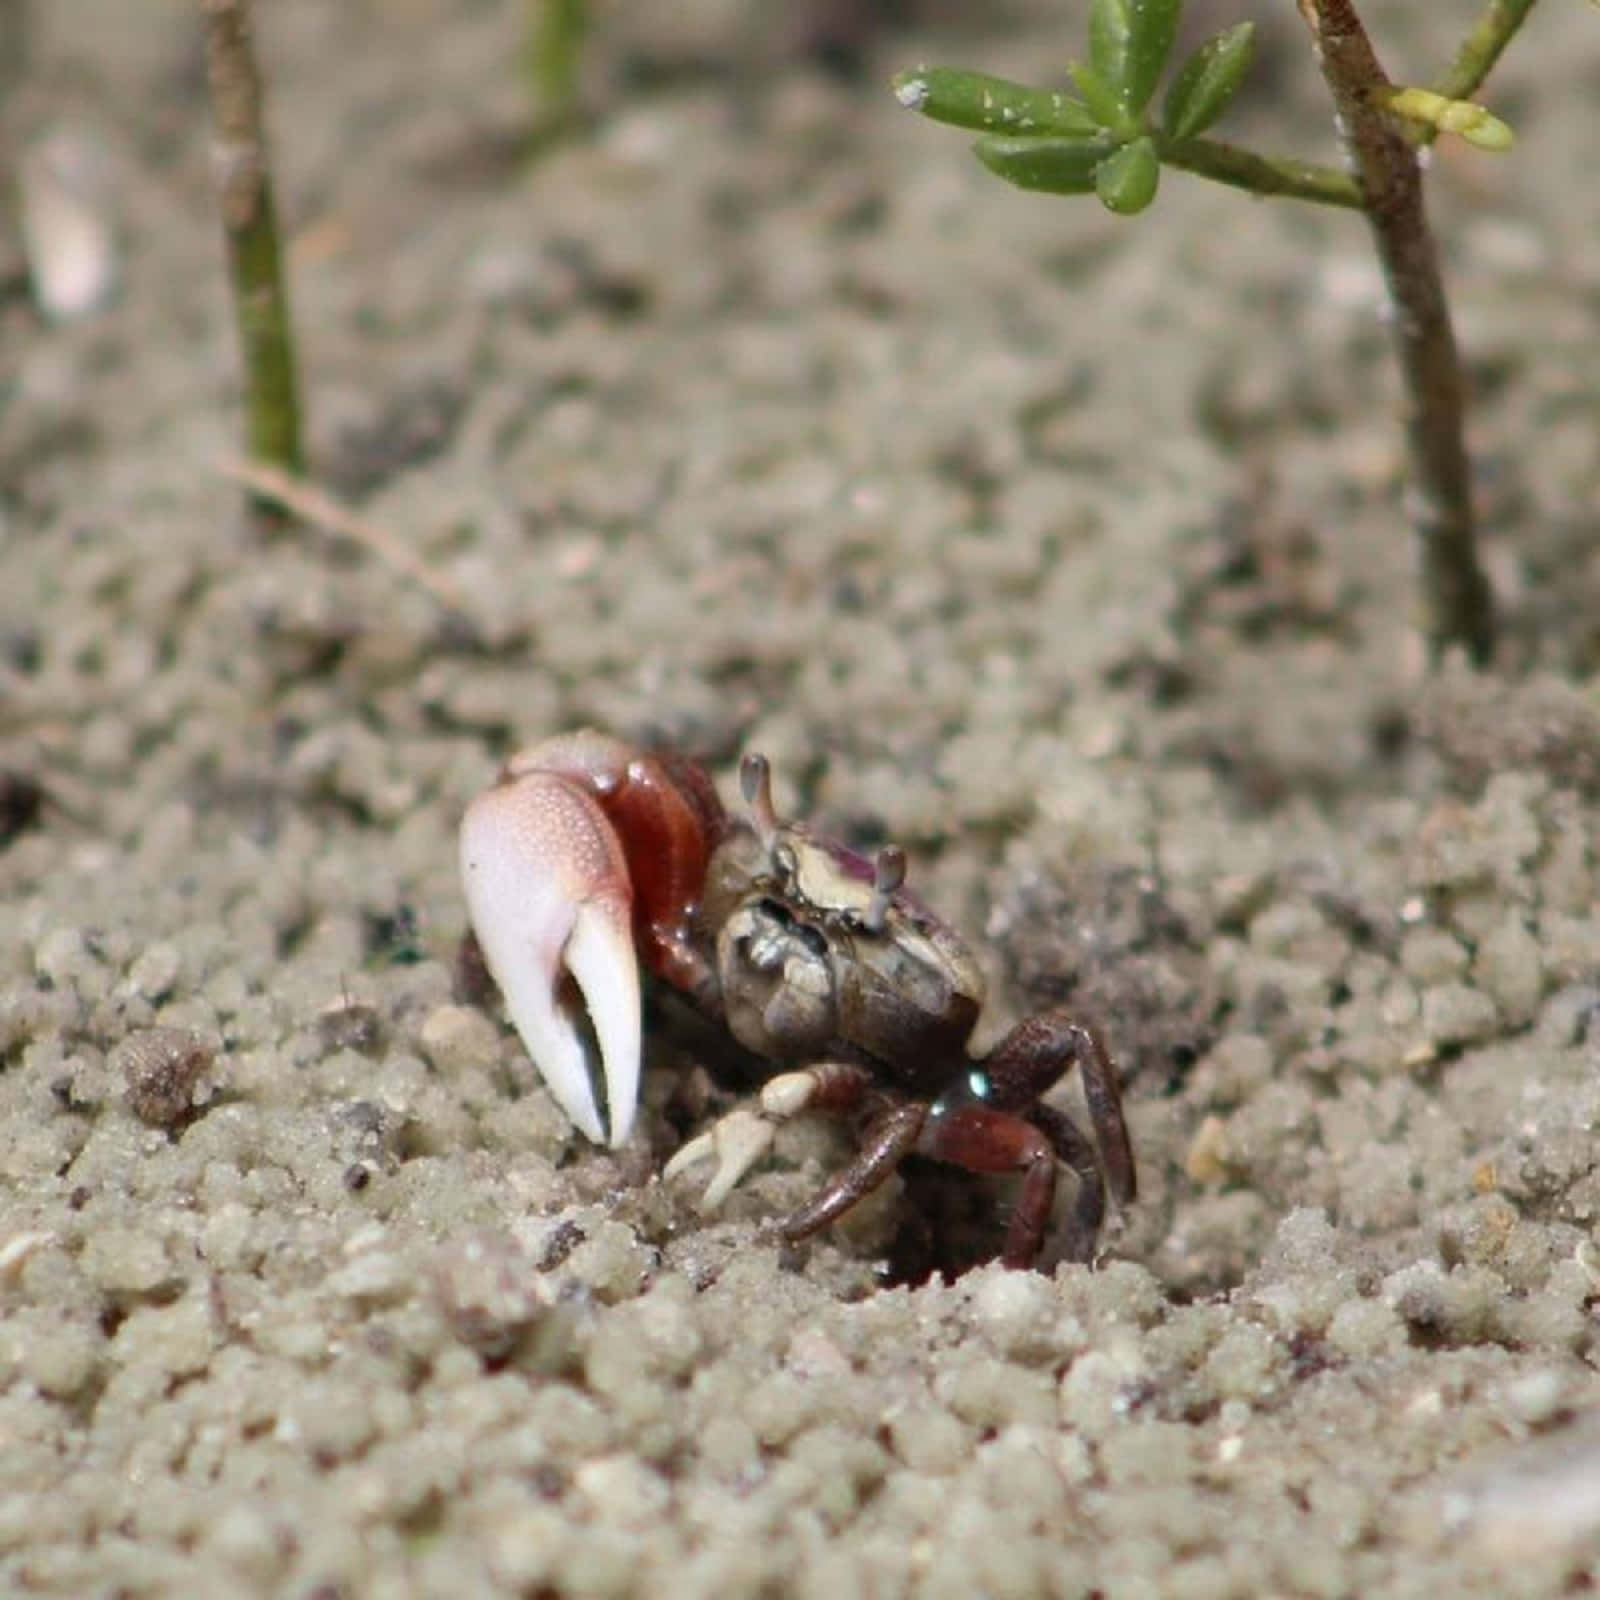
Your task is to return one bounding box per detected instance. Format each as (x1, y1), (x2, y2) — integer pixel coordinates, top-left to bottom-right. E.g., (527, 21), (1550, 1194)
(458, 730), (1136, 1269)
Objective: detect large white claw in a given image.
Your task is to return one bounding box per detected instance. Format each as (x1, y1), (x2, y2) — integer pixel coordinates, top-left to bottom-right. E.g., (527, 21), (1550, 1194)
(459, 769), (641, 1148)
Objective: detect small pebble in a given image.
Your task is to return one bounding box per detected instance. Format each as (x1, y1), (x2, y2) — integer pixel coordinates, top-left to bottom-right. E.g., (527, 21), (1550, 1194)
(114, 1026), (217, 1127)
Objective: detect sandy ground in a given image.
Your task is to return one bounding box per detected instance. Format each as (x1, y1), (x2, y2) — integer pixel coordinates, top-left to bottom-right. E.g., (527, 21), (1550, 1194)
(3, 1), (1600, 1593)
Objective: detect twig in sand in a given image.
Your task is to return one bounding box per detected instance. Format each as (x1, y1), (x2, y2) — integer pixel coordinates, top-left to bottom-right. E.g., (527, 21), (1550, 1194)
(218, 456), (474, 622)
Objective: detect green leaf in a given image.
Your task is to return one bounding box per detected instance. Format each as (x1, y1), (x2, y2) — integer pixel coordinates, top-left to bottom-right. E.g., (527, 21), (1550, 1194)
(1068, 59), (1129, 132)
(1162, 22), (1256, 141)
(1095, 136), (1160, 214)
(1089, 0), (1181, 118)
(892, 67), (1099, 137)
(975, 134), (1118, 196)
(1088, 0), (1131, 98)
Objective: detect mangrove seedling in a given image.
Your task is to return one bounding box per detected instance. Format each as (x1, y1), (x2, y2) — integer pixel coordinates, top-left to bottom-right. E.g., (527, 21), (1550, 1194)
(896, 0), (1543, 664)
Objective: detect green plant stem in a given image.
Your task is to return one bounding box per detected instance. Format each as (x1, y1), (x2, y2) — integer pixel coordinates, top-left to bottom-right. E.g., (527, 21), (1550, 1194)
(526, 0), (586, 129)
(202, 0), (303, 479)
(1296, 0), (1493, 663)
(1431, 0), (1541, 111)
(1156, 136), (1362, 208)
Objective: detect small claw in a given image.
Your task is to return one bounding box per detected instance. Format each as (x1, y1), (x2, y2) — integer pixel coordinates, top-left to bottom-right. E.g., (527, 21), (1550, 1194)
(663, 1070), (827, 1214)
(661, 1130), (717, 1184)
(459, 768), (642, 1147)
(663, 1109), (777, 1214)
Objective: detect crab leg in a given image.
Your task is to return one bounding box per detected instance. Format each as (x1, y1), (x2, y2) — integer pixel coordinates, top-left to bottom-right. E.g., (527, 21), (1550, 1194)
(459, 767), (641, 1147)
(663, 1062), (876, 1212)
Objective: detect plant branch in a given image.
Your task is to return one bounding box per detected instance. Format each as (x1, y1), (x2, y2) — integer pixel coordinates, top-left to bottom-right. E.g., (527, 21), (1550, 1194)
(202, 0), (303, 478)
(526, 0), (586, 132)
(1431, 0), (1541, 111)
(1295, 0), (1493, 662)
(1156, 136), (1362, 208)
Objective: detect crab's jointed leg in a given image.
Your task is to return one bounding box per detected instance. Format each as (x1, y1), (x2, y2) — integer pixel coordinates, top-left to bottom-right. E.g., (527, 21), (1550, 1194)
(663, 1061), (874, 1213)
(662, 1108), (778, 1213)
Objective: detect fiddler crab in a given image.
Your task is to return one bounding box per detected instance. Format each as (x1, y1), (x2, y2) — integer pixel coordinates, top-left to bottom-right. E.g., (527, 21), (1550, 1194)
(459, 730), (1136, 1269)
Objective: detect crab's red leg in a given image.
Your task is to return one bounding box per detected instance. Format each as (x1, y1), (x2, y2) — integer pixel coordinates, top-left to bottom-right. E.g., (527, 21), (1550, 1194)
(983, 1013), (1137, 1208)
(777, 1100), (929, 1244)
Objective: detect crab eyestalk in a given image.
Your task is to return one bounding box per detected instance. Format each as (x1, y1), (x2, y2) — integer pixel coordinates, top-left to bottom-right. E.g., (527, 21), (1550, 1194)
(739, 752), (780, 849)
(863, 845), (906, 934)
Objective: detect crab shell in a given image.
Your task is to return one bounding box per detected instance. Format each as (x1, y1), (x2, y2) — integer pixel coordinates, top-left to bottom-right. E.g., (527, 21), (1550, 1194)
(703, 822), (985, 1090)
